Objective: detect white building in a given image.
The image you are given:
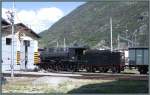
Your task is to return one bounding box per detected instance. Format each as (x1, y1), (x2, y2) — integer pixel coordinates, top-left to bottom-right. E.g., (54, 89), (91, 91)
(2, 19), (40, 72)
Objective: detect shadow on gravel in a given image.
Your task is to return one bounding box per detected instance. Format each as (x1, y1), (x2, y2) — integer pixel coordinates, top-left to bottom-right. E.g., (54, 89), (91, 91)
(67, 80), (148, 94)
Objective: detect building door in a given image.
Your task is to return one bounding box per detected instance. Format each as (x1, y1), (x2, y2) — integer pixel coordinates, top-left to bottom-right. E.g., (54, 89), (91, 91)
(24, 40), (30, 70)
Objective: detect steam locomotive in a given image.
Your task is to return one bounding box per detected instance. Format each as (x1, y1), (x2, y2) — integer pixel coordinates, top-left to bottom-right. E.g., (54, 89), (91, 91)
(36, 46), (125, 73)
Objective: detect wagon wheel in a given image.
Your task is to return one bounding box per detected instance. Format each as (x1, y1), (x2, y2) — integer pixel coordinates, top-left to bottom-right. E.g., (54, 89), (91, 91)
(103, 68), (109, 73)
(138, 66), (148, 74)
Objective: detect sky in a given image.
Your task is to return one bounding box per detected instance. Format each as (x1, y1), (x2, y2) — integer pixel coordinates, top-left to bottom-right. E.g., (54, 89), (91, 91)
(2, 2), (85, 33)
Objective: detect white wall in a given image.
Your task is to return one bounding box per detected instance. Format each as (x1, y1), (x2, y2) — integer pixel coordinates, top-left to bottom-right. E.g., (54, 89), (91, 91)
(2, 33), (38, 72)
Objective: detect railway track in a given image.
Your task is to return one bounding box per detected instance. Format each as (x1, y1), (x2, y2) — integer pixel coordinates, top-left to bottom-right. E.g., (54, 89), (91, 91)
(70, 74), (148, 80)
(2, 71), (148, 80)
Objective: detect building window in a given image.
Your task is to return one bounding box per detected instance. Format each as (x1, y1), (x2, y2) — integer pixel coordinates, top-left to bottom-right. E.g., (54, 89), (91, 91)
(24, 40), (30, 46)
(6, 38), (12, 45)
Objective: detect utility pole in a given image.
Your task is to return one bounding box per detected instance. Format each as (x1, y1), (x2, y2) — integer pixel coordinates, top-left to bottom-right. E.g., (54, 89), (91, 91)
(6, 1), (15, 78)
(118, 34), (120, 50)
(110, 17), (113, 51)
(11, 1), (15, 78)
(64, 38), (66, 51)
(134, 34), (136, 47)
(56, 41), (59, 48)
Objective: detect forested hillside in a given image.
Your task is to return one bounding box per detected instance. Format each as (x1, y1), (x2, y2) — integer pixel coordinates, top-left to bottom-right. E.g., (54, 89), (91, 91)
(39, 1), (149, 49)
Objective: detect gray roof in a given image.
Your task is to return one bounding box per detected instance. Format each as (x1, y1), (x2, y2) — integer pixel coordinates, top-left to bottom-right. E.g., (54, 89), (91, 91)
(2, 19), (10, 26)
(2, 23), (40, 38)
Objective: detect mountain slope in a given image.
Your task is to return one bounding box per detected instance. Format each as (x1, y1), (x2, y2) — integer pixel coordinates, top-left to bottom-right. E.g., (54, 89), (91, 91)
(39, 1), (149, 49)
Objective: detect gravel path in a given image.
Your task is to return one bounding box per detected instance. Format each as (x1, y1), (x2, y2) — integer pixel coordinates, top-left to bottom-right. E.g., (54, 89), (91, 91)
(32, 76), (74, 86)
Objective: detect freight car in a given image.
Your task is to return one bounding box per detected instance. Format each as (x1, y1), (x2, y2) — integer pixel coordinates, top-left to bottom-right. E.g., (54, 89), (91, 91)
(128, 47), (149, 74)
(36, 47), (125, 73)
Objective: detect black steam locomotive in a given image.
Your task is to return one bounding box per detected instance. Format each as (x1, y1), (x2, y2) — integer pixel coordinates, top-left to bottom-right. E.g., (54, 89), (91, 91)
(36, 47), (125, 73)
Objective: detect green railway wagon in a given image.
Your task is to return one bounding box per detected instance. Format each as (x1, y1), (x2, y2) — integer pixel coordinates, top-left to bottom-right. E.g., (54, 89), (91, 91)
(129, 47), (149, 74)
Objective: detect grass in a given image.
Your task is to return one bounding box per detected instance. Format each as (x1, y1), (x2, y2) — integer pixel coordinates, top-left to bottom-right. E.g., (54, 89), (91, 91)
(68, 80), (149, 93)
(2, 77), (148, 93)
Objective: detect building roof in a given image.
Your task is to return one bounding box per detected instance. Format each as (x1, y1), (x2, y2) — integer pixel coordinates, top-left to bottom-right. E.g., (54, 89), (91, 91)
(2, 19), (10, 26)
(2, 23), (40, 38)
